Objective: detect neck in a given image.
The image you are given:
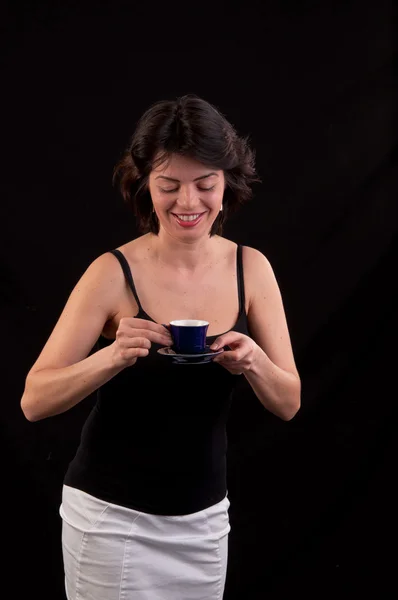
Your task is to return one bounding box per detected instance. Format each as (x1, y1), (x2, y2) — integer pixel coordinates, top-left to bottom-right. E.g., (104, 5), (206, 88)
(148, 230), (221, 272)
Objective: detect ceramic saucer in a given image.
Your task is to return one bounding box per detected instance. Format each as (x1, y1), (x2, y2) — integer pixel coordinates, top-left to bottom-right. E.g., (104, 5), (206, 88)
(157, 345), (224, 365)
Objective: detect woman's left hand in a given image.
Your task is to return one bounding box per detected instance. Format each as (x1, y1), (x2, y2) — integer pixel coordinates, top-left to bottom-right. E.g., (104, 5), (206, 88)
(210, 332), (259, 375)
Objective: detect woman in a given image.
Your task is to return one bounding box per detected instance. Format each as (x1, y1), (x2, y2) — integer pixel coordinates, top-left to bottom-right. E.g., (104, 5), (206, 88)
(21, 95), (301, 599)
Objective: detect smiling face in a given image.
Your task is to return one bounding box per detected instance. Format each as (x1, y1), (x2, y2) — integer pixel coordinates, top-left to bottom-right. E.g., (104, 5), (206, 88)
(148, 154), (225, 240)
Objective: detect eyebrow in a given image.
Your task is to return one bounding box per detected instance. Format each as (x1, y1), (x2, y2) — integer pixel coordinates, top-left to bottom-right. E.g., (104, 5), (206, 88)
(155, 172), (219, 183)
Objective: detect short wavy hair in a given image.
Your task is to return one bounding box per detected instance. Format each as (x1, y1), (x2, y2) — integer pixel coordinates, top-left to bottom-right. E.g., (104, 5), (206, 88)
(113, 94), (260, 236)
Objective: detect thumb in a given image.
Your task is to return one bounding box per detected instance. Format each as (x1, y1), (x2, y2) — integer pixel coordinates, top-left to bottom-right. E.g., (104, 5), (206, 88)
(209, 336), (226, 351)
(210, 331), (241, 351)
(210, 335), (232, 350)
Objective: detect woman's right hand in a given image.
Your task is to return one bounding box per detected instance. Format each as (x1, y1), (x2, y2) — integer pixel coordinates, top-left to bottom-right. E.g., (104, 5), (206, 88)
(111, 317), (173, 368)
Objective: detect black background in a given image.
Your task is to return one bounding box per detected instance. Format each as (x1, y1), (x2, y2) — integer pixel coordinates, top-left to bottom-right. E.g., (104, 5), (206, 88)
(2, 1), (397, 598)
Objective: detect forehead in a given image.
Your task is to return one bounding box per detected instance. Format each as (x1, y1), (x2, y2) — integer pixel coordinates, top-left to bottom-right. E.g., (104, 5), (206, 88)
(151, 153), (221, 178)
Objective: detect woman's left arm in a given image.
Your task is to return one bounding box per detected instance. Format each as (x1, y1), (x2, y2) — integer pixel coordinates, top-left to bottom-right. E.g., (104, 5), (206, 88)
(210, 247), (301, 421)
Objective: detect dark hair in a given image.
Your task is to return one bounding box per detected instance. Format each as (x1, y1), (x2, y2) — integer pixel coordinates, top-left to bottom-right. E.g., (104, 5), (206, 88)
(113, 94), (260, 236)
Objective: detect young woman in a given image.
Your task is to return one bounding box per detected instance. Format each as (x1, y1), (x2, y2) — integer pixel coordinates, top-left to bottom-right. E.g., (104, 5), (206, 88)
(21, 94), (301, 599)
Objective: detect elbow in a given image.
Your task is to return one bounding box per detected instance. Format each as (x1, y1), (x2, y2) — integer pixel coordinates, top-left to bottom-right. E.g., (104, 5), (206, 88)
(20, 379), (44, 422)
(281, 377), (301, 421)
(20, 395), (41, 422)
(22, 411), (41, 423)
(281, 401), (301, 421)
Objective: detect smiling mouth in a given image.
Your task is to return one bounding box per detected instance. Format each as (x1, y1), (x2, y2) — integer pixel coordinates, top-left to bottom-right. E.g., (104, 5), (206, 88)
(171, 213), (205, 226)
(174, 213), (201, 221)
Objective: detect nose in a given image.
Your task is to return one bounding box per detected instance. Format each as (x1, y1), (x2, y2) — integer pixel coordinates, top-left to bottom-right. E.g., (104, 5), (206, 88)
(177, 185), (199, 211)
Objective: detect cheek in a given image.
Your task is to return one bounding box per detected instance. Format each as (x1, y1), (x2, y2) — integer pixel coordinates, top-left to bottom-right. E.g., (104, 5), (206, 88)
(151, 191), (169, 212)
(207, 190), (224, 207)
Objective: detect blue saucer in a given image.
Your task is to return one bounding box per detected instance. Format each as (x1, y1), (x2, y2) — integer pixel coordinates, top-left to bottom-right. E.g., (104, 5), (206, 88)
(157, 345), (224, 365)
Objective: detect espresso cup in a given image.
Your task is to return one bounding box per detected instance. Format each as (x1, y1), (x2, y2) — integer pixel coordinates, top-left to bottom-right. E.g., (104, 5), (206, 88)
(167, 320), (209, 354)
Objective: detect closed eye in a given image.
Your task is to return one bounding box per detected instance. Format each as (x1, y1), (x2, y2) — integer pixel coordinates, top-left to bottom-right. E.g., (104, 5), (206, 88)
(160, 185), (216, 193)
(199, 185), (216, 191)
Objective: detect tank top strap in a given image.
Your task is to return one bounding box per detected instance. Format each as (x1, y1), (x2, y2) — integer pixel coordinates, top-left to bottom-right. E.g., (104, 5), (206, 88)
(109, 249), (143, 312)
(236, 244), (246, 315)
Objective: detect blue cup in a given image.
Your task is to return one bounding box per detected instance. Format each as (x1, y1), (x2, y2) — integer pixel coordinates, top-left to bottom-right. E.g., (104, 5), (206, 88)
(167, 320), (209, 354)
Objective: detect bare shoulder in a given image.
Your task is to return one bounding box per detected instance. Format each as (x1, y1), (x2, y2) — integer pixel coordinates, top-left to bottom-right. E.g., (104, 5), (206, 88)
(88, 235), (151, 295)
(118, 234), (152, 264)
(213, 239), (273, 296)
(241, 245), (272, 270)
(57, 248), (131, 328)
(79, 251), (127, 303)
(213, 235), (241, 262)
(240, 245), (276, 302)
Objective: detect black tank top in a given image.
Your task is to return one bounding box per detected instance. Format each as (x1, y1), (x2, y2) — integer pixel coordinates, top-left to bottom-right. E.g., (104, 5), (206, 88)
(64, 244), (250, 515)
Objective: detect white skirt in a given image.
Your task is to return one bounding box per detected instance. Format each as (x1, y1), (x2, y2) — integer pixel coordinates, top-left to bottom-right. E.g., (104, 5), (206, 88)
(60, 484), (231, 600)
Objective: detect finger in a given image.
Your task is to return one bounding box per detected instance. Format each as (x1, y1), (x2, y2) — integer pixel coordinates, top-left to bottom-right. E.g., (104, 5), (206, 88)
(212, 357), (243, 375)
(213, 352), (233, 363)
(133, 336), (152, 349)
(136, 329), (173, 346)
(118, 343), (150, 362)
(121, 317), (171, 337)
(120, 336), (152, 350)
(119, 327), (172, 346)
(212, 355), (243, 374)
(131, 347), (150, 358)
(214, 350), (239, 362)
(209, 331), (241, 351)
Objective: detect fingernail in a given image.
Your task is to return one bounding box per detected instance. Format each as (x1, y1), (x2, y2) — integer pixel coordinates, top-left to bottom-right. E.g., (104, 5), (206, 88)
(211, 344), (219, 350)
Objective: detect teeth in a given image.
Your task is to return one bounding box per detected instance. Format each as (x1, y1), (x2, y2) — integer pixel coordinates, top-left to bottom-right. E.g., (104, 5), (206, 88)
(177, 214), (200, 221)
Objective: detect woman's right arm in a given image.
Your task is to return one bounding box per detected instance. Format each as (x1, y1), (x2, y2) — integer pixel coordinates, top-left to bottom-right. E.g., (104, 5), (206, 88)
(21, 253), (172, 422)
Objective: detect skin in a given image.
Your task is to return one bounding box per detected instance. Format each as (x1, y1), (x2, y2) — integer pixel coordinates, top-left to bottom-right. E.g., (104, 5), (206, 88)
(21, 153), (300, 422)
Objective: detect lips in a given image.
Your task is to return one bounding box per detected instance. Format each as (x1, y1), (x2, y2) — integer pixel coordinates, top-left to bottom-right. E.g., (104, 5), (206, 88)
(172, 213), (205, 227)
